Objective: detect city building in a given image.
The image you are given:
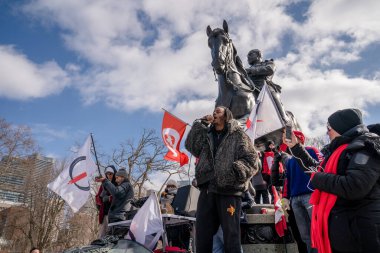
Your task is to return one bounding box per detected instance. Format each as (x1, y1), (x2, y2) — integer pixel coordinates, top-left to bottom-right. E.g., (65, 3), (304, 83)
(0, 154), (54, 209)
(0, 154), (57, 251)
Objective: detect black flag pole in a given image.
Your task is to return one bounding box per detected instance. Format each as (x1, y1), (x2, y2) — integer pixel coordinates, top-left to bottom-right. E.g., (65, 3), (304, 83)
(90, 133), (102, 175)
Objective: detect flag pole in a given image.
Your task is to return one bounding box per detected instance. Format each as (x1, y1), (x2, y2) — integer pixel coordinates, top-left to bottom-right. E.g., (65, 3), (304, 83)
(90, 133), (102, 175)
(161, 108), (191, 126)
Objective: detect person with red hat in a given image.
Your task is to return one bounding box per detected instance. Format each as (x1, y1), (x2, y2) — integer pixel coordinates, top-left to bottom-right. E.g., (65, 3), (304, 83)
(272, 131), (323, 253)
(284, 108), (380, 253)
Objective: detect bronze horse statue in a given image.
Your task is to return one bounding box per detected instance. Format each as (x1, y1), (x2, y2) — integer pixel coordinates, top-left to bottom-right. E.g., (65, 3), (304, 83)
(206, 20), (302, 148)
(206, 20), (257, 124)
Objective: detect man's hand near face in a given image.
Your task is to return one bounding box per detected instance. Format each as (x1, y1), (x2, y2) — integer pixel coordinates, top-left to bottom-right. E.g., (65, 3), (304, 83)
(201, 115), (214, 124)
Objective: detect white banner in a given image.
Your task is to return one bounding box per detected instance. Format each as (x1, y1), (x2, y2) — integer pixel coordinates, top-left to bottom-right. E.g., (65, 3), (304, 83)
(246, 84), (284, 143)
(47, 135), (97, 213)
(126, 192), (164, 250)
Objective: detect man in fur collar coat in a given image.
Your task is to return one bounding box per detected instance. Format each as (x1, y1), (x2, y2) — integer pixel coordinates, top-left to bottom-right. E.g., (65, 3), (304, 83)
(185, 106), (258, 253)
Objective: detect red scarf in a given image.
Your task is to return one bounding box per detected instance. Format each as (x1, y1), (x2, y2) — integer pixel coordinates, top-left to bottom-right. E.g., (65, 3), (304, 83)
(95, 185), (113, 224)
(96, 185), (105, 224)
(310, 144), (348, 253)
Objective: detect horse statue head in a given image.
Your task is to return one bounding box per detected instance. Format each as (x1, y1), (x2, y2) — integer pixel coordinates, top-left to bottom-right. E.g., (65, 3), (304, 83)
(206, 20), (256, 123)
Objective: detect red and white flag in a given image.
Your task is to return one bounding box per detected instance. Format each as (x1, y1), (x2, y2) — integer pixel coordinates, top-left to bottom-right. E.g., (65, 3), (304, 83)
(246, 84), (284, 143)
(272, 186), (287, 237)
(161, 111), (189, 166)
(48, 135), (97, 212)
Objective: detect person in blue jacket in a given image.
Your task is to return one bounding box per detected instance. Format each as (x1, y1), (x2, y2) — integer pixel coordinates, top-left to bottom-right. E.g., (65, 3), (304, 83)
(272, 130), (323, 253)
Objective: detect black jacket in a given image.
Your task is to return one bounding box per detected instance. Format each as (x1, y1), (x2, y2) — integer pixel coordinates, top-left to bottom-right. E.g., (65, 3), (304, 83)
(185, 119), (258, 196)
(290, 125), (380, 252)
(103, 178), (134, 222)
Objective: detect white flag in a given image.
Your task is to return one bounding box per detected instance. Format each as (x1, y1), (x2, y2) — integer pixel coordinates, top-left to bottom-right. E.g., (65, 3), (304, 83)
(48, 135), (97, 213)
(246, 84), (284, 143)
(126, 192), (164, 250)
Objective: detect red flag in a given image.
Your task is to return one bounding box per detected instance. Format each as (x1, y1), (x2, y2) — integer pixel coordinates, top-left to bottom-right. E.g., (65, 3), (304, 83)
(161, 111), (189, 166)
(272, 186), (287, 237)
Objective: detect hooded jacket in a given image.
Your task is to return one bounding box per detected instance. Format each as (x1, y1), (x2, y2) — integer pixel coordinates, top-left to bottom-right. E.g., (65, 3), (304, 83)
(103, 178), (134, 222)
(290, 124), (380, 252)
(96, 166), (117, 224)
(185, 119), (258, 196)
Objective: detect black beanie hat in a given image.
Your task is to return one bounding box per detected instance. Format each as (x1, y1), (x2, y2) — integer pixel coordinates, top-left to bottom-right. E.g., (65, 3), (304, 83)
(115, 168), (128, 178)
(265, 140), (275, 150)
(327, 108), (363, 135)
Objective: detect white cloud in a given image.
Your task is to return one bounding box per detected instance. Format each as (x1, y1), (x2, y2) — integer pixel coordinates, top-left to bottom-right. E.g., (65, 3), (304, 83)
(293, 0), (380, 66)
(12, 0), (380, 138)
(0, 45), (69, 99)
(31, 123), (70, 141)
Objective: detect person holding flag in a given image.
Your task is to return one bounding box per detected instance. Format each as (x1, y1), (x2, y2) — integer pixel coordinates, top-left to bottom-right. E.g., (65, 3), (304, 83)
(95, 167), (134, 226)
(185, 106), (258, 253)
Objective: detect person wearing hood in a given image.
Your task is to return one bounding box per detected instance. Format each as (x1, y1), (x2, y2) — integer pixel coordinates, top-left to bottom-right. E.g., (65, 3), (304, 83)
(160, 179), (178, 214)
(185, 106), (258, 253)
(96, 167), (134, 223)
(95, 165), (117, 238)
(284, 108), (380, 253)
(160, 179), (192, 250)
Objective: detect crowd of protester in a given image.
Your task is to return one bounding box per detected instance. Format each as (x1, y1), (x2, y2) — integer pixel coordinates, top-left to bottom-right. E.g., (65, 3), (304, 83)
(89, 46), (379, 253)
(92, 107), (379, 253)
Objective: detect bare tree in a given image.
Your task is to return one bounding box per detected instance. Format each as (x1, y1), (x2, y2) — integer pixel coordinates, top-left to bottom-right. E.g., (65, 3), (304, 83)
(2, 159), (65, 252)
(305, 135), (329, 152)
(0, 118), (36, 175)
(110, 129), (187, 198)
(0, 124), (191, 252)
(53, 205), (99, 252)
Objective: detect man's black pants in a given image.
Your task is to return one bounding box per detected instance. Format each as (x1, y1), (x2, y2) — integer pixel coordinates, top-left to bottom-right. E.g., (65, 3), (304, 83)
(196, 189), (242, 253)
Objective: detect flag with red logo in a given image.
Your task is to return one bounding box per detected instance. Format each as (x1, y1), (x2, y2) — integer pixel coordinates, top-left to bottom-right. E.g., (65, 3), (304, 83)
(48, 135), (97, 212)
(272, 186), (287, 237)
(161, 111), (189, 166)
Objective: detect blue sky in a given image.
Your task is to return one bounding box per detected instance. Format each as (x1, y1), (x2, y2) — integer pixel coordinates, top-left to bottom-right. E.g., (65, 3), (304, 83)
(1, 0), (380, 174)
